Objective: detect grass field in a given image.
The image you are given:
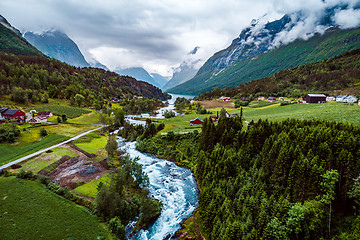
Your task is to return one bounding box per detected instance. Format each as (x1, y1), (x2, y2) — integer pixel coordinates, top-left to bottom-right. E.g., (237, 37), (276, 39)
(243, 102), (360, 125)
(34, 105), (91, 118)
(68, 111), (100, 125)
(21, 147), (78, 173)
(0, 177), (110, 240)
(75, 133), (107, 154)
(0, 134), (69, 166)
(161, 102), (360, 134)
(74, 173), (110, 198)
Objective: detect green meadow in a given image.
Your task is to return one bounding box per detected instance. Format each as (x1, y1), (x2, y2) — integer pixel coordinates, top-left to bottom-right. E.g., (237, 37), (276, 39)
(161, 102), (360, 134)
(0, 134), (69, 166)
(0, 177), (110, 240)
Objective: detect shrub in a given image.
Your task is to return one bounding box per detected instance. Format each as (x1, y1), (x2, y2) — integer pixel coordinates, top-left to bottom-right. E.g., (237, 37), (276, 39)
(235, 100), (249, 108)
(40, 127), (48, 137)
(108, 217), (126, 239)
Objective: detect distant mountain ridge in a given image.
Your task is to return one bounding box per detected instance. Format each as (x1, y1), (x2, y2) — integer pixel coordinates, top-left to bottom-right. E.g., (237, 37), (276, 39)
(24, 30), (91, 68)
(163, 46), (202, 90)
(169, 5), (360, 94)
(116, 67), (168, 89)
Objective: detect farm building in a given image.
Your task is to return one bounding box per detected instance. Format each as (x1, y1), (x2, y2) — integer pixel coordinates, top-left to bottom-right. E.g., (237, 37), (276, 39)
(0, 108), (25, 119)
(258, 96), (266, 101)
(190, 117), (203, 126)
(326, 96), (336, 102)
(304, 94), (326, 104)
(267, 97), (276, 102)
(223, 97), (231, 102)
(336, 95), (347, 102)
(343, 96), (358, 103)
(38, 111), (53, 118)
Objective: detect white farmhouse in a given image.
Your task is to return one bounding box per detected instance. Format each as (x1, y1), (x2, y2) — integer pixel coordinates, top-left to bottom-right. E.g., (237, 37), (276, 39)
(336, 95), (347, 102)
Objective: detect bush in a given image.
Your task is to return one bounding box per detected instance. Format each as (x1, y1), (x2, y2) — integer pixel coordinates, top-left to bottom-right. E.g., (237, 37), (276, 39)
(164, 110), (176, 118)
(235, 100), (249, 108)
(108, 217), (126, 239)
(16, 169), (36, 180)
(40, 127), (48, 137)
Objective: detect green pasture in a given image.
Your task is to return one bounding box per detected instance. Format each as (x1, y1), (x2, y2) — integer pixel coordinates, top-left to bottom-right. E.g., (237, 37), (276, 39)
(74, 173), (110, 198)
(21, 147), (78, 173)
(68, 111), (100, 125)
(0, 134), (69, 166)
(243, 102), (360, 125)
(161, 102), (360, 134)
(74, 132), (107, 154)
(0, 177), (109, 240)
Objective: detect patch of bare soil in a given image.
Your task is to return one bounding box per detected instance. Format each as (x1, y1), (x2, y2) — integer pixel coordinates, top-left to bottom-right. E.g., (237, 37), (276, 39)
(200, 100), (234, 109)
(45, 144), (111, 189)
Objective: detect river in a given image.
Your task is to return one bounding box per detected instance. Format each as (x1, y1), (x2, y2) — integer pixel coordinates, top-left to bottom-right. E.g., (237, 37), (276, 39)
(121, 93), (199, 239)
(125, 93), (194, 125)
(118, 139), (199, 240)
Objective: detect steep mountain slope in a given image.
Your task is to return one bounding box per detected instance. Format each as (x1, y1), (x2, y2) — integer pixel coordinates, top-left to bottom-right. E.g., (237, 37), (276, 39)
(163, 46), (202, 90)
(198, 48), (360, 99)
(0, 15), (44, 57)
(24, 30), (90, 67)
(116, 67), (165, 88)
(169, 27), (360, 94)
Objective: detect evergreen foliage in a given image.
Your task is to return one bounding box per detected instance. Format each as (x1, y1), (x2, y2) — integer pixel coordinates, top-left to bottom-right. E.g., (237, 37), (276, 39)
(0, 54), (168, 104)
(138, 118), (360, 239)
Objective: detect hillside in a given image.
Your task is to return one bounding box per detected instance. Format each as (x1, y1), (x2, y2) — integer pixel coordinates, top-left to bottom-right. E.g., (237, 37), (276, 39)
(24, 30), (91, 68)
(0, 17), (44, 57)
(169, 27), (360, 95)
(0, 54), (168, 104)
(198, 48), (360, 99)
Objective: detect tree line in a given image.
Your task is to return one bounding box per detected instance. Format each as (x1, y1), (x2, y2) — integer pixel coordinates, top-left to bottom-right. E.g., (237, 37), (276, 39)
(0, 54), (168, 106)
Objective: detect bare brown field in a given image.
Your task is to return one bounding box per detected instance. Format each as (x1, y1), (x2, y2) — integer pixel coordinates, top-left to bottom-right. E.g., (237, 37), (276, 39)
(200, 100), (234, 109)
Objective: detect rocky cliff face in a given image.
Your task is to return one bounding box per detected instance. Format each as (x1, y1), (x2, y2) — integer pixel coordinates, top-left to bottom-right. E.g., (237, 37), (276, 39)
(24, 30), (90, 67)
(0, 15), (21, 36)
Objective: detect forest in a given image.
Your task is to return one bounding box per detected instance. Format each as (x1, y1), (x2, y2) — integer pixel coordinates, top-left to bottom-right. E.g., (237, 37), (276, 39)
(137, 116), (360, 239)
(0, 54), (168, 106)
(198, 48), (360, 100)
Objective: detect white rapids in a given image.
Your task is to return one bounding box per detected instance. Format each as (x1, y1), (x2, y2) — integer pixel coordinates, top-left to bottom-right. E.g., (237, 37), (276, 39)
(118, 140), (199, 240)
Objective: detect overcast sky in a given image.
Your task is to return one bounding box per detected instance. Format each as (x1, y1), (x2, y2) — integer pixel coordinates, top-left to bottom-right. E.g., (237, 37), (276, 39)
(1, 0), (360, 76)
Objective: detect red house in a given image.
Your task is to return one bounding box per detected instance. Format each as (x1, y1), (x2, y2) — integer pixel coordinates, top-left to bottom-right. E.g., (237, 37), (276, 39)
(223, 97), (231, 102)
(267, 97), (276, 102)
(190, 117), (203, 126)
(0, 108), (25, 118)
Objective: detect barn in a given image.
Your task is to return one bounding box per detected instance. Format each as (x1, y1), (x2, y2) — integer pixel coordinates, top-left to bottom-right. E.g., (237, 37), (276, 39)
(304, 94), (326, 104)
(0, 108), (25, 118)
(190, 117), (203, 126)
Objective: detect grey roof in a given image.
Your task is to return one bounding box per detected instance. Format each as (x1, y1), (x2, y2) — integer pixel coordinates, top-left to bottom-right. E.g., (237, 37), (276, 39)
(0, 107), (8, 113)
(2, 109), (20, 115)
(337, 95), (346, 98)
(307, 94), (326, 97)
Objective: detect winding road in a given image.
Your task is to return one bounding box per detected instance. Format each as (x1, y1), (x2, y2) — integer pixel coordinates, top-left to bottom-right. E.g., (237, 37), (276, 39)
(0, 126), (104, 172)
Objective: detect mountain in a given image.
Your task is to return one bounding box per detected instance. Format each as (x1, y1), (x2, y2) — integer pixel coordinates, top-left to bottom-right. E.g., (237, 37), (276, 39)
(163, 46), (201, 90)
(88, 58), (109, 71)
(198, 48), (360, 99)
(0, 15), (44, 57)
(150, 73), (169, 88)
(24, 30), (90, 68)
(169, 8), (360, 95)
(116, 67), (167, 88)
